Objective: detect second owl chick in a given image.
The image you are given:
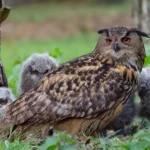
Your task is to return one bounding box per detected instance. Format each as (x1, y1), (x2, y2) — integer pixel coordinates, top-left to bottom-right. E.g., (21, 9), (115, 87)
(138, 65), (150, 118)
(18, 53), (58, 95)
(0, 87), (16, 120)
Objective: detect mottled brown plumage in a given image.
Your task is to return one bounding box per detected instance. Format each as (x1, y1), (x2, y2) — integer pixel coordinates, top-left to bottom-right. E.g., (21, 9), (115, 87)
(100, 94), (136, 137)
(0, 26), (148, 140)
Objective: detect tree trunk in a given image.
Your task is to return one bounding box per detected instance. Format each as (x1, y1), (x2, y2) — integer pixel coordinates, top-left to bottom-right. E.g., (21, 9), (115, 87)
(132, 0), (150, 33)
(0, 0), (9, 87)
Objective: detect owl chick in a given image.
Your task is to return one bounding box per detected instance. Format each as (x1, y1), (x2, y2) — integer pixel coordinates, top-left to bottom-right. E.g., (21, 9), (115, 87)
(138, 65), (150, 118)
(0, 26), (148, 141)
(18, 53), (58, 95)
(0, 87), (15, 120)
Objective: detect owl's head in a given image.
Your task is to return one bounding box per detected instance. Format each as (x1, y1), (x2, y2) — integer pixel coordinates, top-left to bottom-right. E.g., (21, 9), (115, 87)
(23, 53), (58, 81)
(0, 87), (15, 108)
(18, 53), (59, 95)
(94, 26), (149, 71)
(0, 87), (16, 120)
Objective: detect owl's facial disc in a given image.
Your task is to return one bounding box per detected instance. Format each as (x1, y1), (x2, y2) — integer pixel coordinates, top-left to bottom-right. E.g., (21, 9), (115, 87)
(37, 73), (44, 79)
(105, 38), (121, 52)
(113, 36), (131, 52)
(97, 26), (149, 56)
(31, 73), (43, 81)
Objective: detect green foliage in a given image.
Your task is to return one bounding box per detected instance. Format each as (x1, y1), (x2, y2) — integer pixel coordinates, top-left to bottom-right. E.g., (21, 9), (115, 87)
(0, 139), (37, 150)
(1, 127), (150, 150)
(32, 126), (150, 150)
(99, 127), (150, 150)
(144, 56), (150, 66)
(39, 132), (77, 150)
(8, 64), (21, 96)
(49, 48), (62, 64)
(49, 48), (62, 59)
(144, 43), (150, 66)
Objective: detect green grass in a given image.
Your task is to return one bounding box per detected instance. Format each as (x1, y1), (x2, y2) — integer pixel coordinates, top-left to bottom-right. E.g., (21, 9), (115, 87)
(0, 139), (37, 150)
(8, 1), (131, 22)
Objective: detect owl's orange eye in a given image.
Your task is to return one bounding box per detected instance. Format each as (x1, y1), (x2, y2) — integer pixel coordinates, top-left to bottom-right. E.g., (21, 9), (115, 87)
(106, 39), (112, 45)
(122, 37), (131, 44)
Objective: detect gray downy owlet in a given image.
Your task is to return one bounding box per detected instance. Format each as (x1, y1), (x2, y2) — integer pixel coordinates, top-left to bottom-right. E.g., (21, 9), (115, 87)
(0, 87), (16, 120)
(18, 53), (58, 95)
(138, 65), (150, 118)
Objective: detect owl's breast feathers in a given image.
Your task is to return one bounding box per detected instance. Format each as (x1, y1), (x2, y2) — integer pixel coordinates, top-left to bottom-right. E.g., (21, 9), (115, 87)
(0, 54), (139, 138)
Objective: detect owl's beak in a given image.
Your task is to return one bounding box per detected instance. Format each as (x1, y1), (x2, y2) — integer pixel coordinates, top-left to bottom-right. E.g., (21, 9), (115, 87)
(114, 42), (120, 52)
(38, 74), (43, 79)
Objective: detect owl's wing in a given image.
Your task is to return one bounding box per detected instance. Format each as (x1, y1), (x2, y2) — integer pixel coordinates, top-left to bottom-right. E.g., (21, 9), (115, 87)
(2, 54), (126, 126)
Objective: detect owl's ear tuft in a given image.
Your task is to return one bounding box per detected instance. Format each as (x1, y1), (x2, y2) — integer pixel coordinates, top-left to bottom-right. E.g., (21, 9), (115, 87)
(97, 28), (109, 35)
(127, 28), (149, 38)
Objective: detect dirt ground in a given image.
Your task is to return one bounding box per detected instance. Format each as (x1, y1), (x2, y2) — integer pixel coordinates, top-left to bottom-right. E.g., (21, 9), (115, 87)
(2, 12), (134, 39)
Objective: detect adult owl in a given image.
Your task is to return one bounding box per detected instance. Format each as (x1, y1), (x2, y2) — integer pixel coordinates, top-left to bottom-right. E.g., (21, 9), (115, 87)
(18, 53), (58, 95)
(0, 26), (148, 141)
